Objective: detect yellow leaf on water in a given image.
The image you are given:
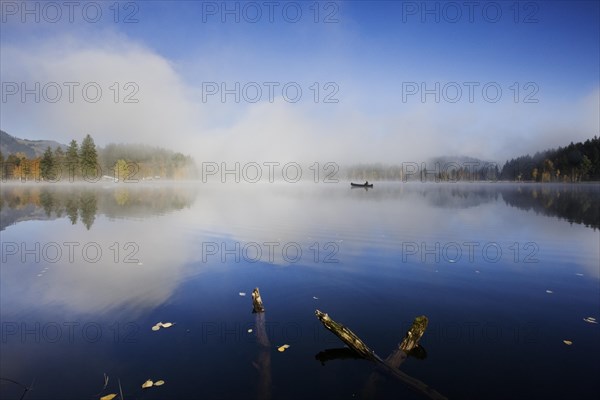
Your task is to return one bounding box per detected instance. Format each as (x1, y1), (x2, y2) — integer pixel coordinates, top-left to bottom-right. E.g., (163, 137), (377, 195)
(563, 340), (573, 345)
(154, 380), (165, 386)
(277, 344), (290, 352)
(151, 325), (160, 331)
(100, 394), (117, 400)
(142, 379), (154, 388)
(161, 322), (174, 328)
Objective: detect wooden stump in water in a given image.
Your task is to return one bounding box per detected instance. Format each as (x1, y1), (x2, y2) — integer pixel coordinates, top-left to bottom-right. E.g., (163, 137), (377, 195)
(386, 315), (429, 367)
(252, 287), (265, 313)
(251, 287), (270, 400)
(400, 315), (428, 352)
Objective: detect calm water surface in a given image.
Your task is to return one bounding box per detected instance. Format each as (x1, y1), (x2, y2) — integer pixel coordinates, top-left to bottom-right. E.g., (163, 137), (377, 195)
(1, 182), (599, 399)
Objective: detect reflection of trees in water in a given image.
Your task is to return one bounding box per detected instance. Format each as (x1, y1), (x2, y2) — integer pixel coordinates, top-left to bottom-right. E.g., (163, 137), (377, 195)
(500, 184), (600, 230)
(415, 185), (500, 209)
(0, 185), (198, 231)
(79, 192), (97, 230)
(66, 197), (78, 225)
(2, 183), (598, 231)
(346, 183), (599, 229)
(346, 183), (501, 209)
(345, 183), (599, 229)
(39, 190), (55, 217)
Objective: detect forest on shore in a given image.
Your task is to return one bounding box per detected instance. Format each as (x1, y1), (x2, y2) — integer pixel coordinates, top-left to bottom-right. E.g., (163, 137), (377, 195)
(1, 133), (598, 183)
(1, 133), (196, 181)
(344, 136), (600, 182)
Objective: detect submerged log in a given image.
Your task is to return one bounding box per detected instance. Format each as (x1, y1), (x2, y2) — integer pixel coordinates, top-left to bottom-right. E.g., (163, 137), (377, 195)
(315, 310), (446, 400)
(315, 310), (377, 361)
(386, 315), (428, 368)
(364, 316), (429, 398)
(252, 287), (265, 313)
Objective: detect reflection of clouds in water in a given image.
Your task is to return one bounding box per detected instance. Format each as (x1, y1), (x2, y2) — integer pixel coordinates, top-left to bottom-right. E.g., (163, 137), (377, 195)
(1, 182), (598, 319)
(1, 213), (195, 317)
(186, 183), (600, 277)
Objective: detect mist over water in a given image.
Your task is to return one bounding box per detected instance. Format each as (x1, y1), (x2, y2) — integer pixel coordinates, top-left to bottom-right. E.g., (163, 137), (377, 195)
(1, 1), (599, 399)
(1, 182), (598, 399)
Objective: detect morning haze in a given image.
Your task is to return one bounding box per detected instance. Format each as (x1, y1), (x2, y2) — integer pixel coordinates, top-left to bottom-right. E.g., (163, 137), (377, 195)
(0, 2), (598, 400)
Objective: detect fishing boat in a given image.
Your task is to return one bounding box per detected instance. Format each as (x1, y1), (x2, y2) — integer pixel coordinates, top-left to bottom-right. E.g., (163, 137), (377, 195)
(350, 182), (374, 188)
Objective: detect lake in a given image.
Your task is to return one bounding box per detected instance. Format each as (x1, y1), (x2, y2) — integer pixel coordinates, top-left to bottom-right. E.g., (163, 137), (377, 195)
(1, 182), (599, 400)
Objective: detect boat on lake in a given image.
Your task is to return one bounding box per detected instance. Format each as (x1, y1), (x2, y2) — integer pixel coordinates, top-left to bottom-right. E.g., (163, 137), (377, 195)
(350, 182), (374, 188)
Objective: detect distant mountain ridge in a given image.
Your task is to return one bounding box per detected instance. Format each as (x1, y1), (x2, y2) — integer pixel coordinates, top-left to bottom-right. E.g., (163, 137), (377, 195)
(429, 155), (495, 166)
(0, 130), (67, 158)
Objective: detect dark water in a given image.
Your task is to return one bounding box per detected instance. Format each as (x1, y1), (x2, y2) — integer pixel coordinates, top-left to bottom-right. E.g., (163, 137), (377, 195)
(1, 182), (599, 400)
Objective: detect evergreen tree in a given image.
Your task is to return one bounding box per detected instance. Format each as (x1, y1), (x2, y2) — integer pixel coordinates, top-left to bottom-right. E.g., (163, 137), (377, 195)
(54, 147), (65, 179)
(40, 147), (55, 181)
(65, 140), (80, 179)
(80, 134), (98, 179)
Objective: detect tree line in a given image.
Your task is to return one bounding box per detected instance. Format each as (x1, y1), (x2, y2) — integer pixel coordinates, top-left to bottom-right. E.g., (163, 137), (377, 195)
(499, 136), (599, 182)
(1, 134), (197, 181)
(343, 162), (500, 182)
(343, 136), (599, 182)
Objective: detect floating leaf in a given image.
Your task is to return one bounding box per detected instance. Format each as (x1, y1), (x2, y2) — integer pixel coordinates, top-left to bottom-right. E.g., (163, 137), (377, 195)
(277, 344), (291, 352)
(313, 296), (319, 300)
(583, 317), (598, 324)
(161, 322), (174, 328)
(151, 325), (160, 331)
(239, 292), (246, 296)
(100, 395), (117, 400)
(142, 379), (154, 388)
(546, 290), (553, 294)
(247, 329), (253, 333)
(154, 380), (165, 386)
(563, 340), (573, 345)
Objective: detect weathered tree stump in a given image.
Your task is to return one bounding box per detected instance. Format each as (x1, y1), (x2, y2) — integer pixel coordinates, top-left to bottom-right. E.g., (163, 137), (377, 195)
(251, 288), (270, 400)
(252, 287), (265, 313)
(401, 316), (428, 352)
(386, 315), (429, 367)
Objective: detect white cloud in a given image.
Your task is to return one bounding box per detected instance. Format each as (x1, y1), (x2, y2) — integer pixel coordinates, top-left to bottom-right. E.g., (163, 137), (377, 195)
(2, 33), (598, 166)
(2, 33), (202, 149)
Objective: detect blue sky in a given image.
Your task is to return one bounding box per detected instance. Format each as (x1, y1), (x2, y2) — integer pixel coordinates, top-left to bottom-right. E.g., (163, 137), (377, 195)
(1, 1), (598, 163)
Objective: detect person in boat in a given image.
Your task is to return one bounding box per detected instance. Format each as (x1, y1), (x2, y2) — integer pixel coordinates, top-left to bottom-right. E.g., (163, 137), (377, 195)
(365, 181), (369, 185)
